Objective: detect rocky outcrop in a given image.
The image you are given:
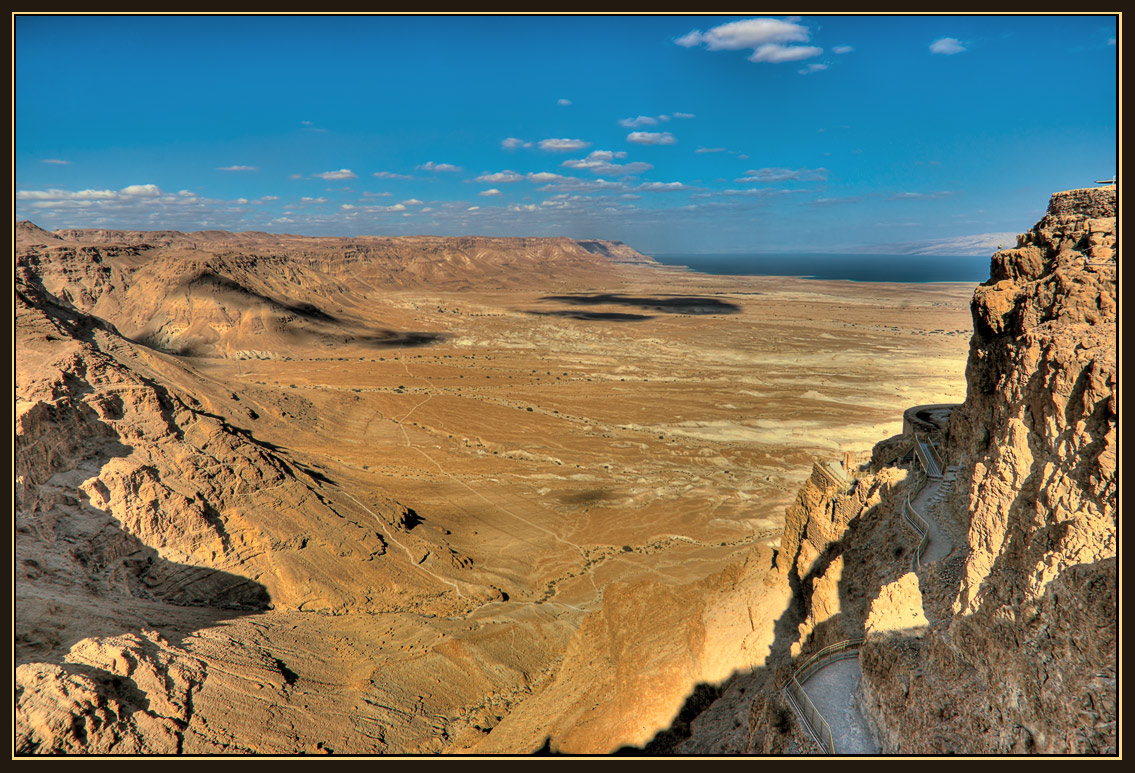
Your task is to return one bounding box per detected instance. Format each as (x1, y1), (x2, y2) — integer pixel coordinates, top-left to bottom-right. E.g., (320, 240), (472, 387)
(741, 187), (1116, 755)
(862, 186), (1117, 753)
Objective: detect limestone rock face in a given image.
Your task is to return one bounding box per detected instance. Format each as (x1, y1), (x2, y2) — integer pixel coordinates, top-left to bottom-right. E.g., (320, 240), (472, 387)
(856, 187), (1116, 754)
(741, 187), (1116, 756)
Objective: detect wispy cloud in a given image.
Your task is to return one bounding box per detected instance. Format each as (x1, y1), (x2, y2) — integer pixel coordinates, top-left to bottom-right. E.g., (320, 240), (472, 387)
(832, 45), (854, 54)
(42, 158), (70, 165)
(526, 172), (569, 183)
(314, 168), (357, 180)
(557, 98), (572, 106)
(218, 164), (258, 172)
(373, 171), (413, 180)
(562, 150), (653, 176)
(475, 170), (525, 183)
(809, 195), (865, 206)
(479, 188), (502, 196)
(636, 181), (694, 192)
(501, 137), (533, 149)
(736, 167), (828, 183)
(887, 190), (954, 200)
(18, 188), (118, 201)
(418, 161), (463, 172)
(798, 63), (828, 75)
(627, 131), (676, 146)
(536, 177), (630, 193)
(538, 138), (591, 152)
(676, 17), (822, 64)
(930, 37), (966, 55)
(672, 112), (696, 119)
(618, 115), (659, 128)
(751, 44), (823, 63)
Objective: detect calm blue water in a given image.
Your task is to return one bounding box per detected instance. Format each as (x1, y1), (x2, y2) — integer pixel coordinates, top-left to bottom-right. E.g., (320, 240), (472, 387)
(652, 253), (991, 284)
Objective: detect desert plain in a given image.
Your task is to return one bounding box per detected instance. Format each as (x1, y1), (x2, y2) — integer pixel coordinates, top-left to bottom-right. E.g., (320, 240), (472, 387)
(15, 230), (975, 753)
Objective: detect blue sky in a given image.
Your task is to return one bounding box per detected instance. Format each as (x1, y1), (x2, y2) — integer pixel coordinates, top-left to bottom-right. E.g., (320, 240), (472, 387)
(15, 14), (1118, 254)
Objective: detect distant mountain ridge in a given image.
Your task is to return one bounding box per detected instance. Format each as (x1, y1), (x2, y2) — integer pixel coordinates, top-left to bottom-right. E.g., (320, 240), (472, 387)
(16, 221), (656, 265)
(14, 223), (660, 360)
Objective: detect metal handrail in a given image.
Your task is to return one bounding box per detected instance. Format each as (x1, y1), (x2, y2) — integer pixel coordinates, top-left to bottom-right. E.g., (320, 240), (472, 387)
(781, 638), (866, 754)
(903, 495), (931, 572)
(912, 437), (940, 478)
(926, 437), (945, 471)
(899, 462), (932, 571)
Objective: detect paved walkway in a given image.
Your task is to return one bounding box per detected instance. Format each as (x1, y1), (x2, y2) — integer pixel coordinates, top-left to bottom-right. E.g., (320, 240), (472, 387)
(792, 453), (959, 754)
(909, 474), (952, 565)
(799, 658), (878, 754)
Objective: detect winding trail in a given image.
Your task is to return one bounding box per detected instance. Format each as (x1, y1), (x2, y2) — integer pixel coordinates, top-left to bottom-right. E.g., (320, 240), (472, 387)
(790, 441), (958, 754)
(798, 658), (877, 754)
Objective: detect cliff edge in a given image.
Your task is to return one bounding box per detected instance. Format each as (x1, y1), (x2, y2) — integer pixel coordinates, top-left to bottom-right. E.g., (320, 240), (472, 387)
(746, 186), (1117, 754)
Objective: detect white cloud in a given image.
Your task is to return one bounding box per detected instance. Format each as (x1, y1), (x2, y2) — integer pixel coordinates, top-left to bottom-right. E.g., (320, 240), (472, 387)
(501, 137), (533, 149)
(695, 147), (727, 154)
(536, 177), (629, 193)
(627, 131), (676, 146)
(314, 168), (358, 180)
(798, 63), (828, 75)
(526, 172), (568, 182)
(930, 37), (966, 55)
(467, 206), (480, 211)
(289, 173), (304, 180)
(636, 181), (692, 191)
(42, 158), (70, 165)
(218, 165), (257, 172)
(1108, 37), (1116, 45)
(619, 115), (659, 128)
(479, 188), (502, 196)
(260, 195), (279, 201)
(672, 112), (696, 119)
(750, 44), (823, 63)
(300, 196), (329, 203)
(562, 150), (653, 176)
(557, 98), (572, 106)
(17, 188), (117, 200)
(418, 161), (463, 172)
(676, 17), (808, 50)
(677, 17), (822, 64)
(121, 184), (161, 196)
(736, 167), (828, 182)
(538, 138), (591, 151)
(475, 170), (524, 183)
(401, 199), (424, 205)
(886, 190), (954, 200)
(510, 204), (539, 212)
(373, 171), (413, 179)
(832, 45), (854, 54)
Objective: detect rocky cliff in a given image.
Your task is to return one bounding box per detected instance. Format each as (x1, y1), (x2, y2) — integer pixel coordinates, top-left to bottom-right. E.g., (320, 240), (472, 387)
(744, 186), (1117, 754)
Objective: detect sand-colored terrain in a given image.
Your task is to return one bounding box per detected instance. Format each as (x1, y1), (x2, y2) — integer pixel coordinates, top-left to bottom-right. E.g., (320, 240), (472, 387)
(15, 226), (974, 754)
